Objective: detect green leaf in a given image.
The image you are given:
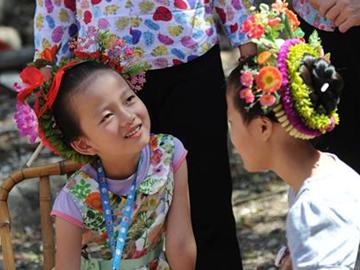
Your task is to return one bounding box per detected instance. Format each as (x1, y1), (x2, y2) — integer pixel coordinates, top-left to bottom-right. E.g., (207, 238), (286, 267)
(308, 30), (322, 49)
(293, 28), (305, 38)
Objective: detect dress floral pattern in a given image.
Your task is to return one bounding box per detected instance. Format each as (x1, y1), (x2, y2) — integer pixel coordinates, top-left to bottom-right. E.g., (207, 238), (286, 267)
(34, 0), (252, 69)
(63, 134), (176, 269)
(292, 0), (334, 31)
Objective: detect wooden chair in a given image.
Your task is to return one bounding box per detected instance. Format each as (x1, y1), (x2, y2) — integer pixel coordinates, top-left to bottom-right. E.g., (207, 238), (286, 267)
(0, 160), (82, 270)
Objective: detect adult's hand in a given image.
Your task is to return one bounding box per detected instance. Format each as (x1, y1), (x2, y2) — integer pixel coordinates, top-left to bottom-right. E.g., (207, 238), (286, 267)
(238, 42), (257, 60)
(331, 0), (360, 33)
(314, 0), (360, 33)
(278, 254), (292, 270)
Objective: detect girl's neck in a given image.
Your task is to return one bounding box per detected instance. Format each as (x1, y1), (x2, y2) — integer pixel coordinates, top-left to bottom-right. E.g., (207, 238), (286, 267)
(271, 141), (322, 194)
(100, 152), (141, 180)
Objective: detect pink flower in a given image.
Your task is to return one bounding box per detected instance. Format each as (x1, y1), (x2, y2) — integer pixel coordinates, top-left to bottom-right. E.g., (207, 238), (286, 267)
(125, 47), (133, 56)
(115, 39), (125, 48)
(240, 71), (254, 87)
(150, 149), (163, 165)
(259, 94), (276, 107)
(14, 101), (38, 144)
(239, 88), (255, 104)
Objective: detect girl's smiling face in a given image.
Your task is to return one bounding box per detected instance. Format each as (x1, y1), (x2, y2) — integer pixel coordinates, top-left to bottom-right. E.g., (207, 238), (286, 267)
(70, 70), (150, 161)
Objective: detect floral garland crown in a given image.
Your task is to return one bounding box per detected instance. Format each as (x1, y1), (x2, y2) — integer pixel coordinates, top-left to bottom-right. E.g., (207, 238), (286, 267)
(13, 31), (148, 162)
(238, 0), (342, 139)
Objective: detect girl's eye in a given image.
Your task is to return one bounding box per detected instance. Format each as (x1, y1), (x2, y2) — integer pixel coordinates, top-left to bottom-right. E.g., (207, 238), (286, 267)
(100, 113), (113, 124)
(125, 95), (136, 104)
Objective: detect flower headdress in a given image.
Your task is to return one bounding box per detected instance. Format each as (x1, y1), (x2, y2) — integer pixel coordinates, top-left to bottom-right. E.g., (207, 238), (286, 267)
(13, 31), (148, 162)
(238, 0), (341, 139)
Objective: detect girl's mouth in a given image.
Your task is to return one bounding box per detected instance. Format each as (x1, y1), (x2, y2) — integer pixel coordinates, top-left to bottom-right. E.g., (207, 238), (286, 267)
(124, 124), (142, 139)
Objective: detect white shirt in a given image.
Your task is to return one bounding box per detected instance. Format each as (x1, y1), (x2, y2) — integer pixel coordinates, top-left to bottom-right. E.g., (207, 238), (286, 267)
(287, 154), (360, 269)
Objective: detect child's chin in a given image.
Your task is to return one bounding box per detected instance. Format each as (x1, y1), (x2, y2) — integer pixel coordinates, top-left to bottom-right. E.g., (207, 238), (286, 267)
(244, 163), (261, 173)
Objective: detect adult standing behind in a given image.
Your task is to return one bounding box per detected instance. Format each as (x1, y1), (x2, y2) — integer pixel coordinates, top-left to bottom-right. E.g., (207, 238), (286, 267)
(292, 0), (360, 172)
(33, 0), (256, 269)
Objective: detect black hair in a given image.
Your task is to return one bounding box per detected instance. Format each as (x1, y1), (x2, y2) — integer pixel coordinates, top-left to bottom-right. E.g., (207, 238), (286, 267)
(227, 55), (343, 124)
(227, 58), (278, 124)
(52, 61), (113, 145)
(300, 54), (343, 115)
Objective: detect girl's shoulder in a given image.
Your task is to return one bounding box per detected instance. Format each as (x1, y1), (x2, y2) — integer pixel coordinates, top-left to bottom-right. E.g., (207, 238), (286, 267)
(62, 164), (99, 196)
(150, 133), (186, 156)
(150, 133), (176, 147)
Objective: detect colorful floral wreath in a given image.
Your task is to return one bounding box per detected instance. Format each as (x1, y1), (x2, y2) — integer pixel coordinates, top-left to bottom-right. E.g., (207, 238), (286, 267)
(13, 31), (148, 162)
(239, 0), (338, 139)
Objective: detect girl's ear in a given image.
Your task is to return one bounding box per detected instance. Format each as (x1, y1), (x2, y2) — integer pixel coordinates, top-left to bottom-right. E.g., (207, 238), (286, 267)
(70, 137), (97, 156)
(257, 116), (273, 142)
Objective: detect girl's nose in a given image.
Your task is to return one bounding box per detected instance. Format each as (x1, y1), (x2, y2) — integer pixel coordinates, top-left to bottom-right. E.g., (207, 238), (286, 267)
(120, 110), (136, 127)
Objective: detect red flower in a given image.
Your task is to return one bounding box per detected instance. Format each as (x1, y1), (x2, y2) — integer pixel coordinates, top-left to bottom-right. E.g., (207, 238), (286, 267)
(248, 24), (265, 39)
(20, 66), (44, 86)
(241, 15), (255, 33)
(17, 66), (45, 102)
(268, 17), (281, 27)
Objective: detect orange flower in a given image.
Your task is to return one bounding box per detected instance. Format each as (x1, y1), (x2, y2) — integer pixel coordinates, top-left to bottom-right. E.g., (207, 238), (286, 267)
(85, 192), (103, 211)
(285, 9), (300, 31)
(40, 45), (58, 63)
(257, 51), (272, 65)
(271, 0), (288, 13)
(256, 66), (282, 93)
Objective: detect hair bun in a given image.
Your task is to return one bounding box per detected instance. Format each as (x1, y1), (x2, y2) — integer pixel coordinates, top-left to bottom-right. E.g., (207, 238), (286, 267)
(300, 54), (343, 115)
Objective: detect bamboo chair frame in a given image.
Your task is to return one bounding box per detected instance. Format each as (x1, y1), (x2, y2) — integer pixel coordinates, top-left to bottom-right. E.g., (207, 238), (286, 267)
(0, 160), (81, 270)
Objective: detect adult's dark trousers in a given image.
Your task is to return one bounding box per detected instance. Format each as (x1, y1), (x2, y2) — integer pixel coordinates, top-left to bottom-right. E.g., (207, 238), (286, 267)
(138, 45), (243, 270)
(298, 16), (360, 173)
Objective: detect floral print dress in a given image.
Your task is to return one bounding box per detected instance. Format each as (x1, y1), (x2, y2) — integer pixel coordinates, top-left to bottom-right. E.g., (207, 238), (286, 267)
(34, 0), (252, 68)
(57, 134), (179, 269)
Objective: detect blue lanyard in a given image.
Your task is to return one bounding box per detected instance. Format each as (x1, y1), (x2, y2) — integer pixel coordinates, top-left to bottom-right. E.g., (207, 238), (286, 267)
(96, 156), (141, 270)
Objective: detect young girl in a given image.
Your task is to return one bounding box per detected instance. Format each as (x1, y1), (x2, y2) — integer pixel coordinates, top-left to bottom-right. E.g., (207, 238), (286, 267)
(227, 2), (360, 269)
(13, 35), (196, 270)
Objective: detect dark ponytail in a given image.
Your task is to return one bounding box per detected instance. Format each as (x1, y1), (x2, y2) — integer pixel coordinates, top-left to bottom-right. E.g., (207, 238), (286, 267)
(299, 54), (343, 115)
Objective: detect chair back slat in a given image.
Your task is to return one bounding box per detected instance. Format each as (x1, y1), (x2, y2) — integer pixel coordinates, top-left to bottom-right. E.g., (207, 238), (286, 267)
(0, 161), (82, 270)
(0, 200), (15, 270)
(39, 175), (55, 270)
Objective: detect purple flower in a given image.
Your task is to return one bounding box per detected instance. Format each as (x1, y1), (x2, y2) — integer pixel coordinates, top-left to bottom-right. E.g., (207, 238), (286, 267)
(14, 101), (38, 144)
(277, 39), (321, 137)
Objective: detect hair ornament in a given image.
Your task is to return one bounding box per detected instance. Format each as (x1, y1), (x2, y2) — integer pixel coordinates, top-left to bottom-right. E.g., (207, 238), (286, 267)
(13, 31), (148, 162)
(238, 0), (342, 139)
